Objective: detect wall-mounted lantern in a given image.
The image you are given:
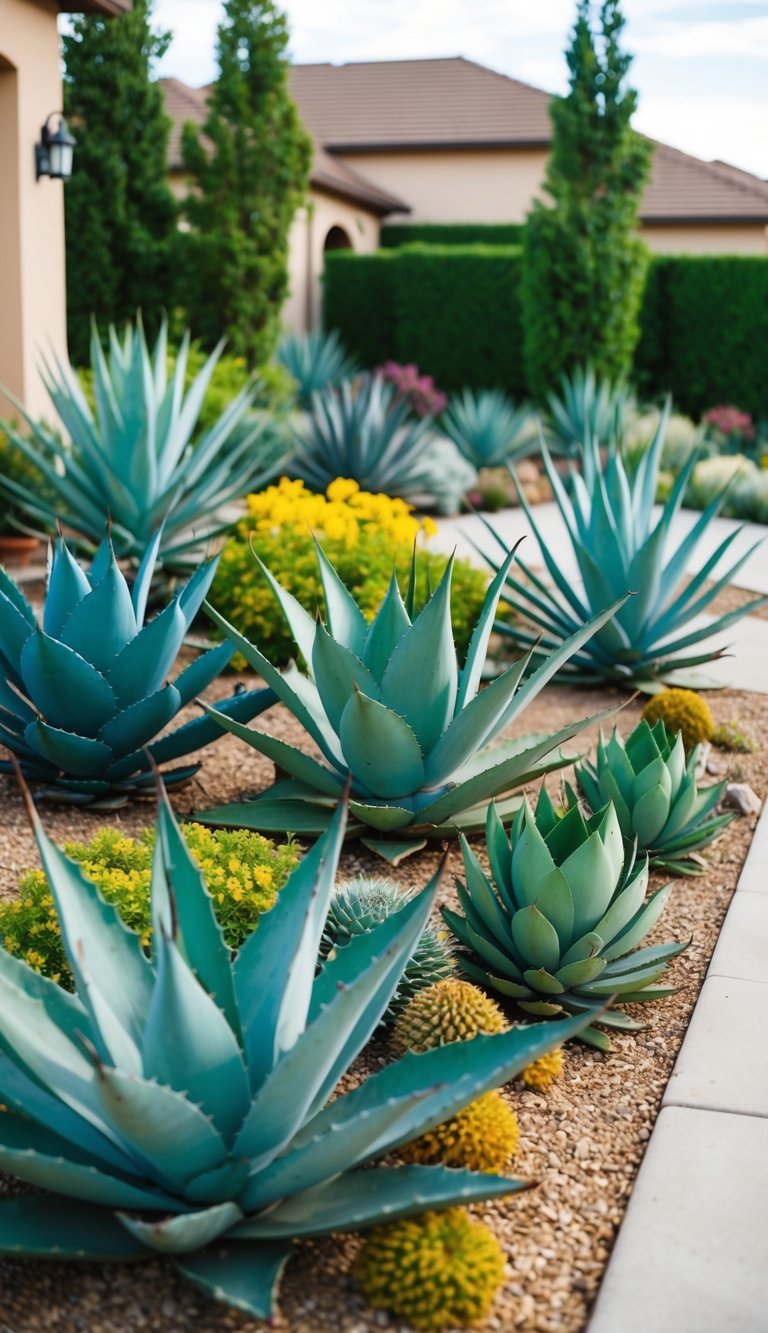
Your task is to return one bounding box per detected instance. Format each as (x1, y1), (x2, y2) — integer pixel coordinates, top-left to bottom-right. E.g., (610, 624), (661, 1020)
(35, 113), (77, 182)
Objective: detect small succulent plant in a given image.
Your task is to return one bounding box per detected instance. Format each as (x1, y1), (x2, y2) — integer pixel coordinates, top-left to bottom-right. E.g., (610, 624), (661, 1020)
(0, 318), (281, 563)
(573, 718), (734, 875)
(641, 688), (714, 752)
(320, 876), (454, 1022)
(520, 1047), (564, 1091)
(544, 365), (632, 454)
(391, 978), (509, 1059)
(443, 789), (687, 1049)
(0, 782), (589, 1319)
(441, 388), (534, 468)
(355, 1208), (506, 1331)
(275, 329), (358, 408)
(399, 1090), (520, 1174)
(487, 402), (767, 686)
(199, 541), (622, 859)
(0, 534), (272, 803)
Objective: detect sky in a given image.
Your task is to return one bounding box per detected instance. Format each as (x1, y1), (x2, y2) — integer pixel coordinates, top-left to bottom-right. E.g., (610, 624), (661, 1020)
(144, 1), (767, 178)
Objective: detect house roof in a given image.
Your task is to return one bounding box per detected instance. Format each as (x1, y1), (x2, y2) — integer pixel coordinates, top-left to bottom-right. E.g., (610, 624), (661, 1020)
(58, 1), (133, 12)
(161, 58), (768, 226)
(158, 76), (409, 216)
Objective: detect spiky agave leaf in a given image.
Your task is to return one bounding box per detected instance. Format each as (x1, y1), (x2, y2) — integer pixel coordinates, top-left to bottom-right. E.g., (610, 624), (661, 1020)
(484, 401), (768, 686)
(196, 540), (627, 855)
(572, 717), (734, 875)
(0, 317), (283, 562)
(0, 534), (273, 801)
(0, 777), (595, 1317)
(275, 329), (359, 408)
(442, 788), (687, 1049)
(441, 389), (534, 469)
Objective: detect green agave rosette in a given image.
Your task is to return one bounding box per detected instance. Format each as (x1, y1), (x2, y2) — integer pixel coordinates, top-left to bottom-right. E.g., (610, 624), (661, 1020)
(0, 784), (591, 1319)
(0, 533), (272, 802)
(198, 539), (625, 859)
(443, 788), (687, 1049)
(574, 718), (734, 875)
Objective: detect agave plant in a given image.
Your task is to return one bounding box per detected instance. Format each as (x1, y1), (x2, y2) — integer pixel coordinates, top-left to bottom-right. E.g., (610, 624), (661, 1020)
(0, 533), (272, 803)
(544, 365), (632, 454)
(443, 788), (687, 1050)
(291, 372), (472, 507)
(572, 718), (734, 875)
(198, 540), (622, 860)
(0, 318), (283, 563)
(485, 402), (768, 686)
(275, 329), (359, 408)
(0, 781), (590, 1318)
(441, 389), (534, 469)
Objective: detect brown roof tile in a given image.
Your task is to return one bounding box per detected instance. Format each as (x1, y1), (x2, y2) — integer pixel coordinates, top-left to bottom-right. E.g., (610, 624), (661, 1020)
(58, 1), (132, 13)
(641, 143), (768, 221)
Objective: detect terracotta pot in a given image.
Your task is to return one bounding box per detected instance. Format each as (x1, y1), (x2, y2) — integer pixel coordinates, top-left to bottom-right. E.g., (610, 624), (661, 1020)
(0, 535), (41, 569)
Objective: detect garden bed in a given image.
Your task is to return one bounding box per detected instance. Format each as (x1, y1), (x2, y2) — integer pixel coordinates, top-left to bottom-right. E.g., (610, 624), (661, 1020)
(0, 680), (764, 1333)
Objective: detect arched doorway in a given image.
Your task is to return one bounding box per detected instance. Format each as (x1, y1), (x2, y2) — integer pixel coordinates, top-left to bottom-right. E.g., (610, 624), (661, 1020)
(324, 224), (353, 252)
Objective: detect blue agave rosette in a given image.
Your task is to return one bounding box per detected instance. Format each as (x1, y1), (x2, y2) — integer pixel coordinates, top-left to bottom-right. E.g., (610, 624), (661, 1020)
(0, 783), (590, 1318)
(0, 533), (272, 802)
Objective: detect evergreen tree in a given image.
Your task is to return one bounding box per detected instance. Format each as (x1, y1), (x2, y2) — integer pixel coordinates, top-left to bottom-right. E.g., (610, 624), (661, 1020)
(62, 1), (178, 365)
(181, 0), (313, 366)
(522, 1), (653, 399)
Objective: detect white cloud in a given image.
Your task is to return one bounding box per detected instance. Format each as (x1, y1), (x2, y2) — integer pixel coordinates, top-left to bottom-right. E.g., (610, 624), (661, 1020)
(632, 15), (768, 58)
(635, 93), (768, 177)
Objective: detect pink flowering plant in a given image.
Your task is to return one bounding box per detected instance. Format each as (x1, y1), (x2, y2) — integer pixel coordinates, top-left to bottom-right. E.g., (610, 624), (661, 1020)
(702, 404), (756, 451)
(379, 360), (448, 417)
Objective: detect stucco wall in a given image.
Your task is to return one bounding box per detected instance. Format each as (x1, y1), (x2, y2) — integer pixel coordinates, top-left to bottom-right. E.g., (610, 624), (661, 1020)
(0, 0), (68, 421)
(283, 191), (380, 335)
(340, 146), (550, 225)
(639, 223), (768, 255)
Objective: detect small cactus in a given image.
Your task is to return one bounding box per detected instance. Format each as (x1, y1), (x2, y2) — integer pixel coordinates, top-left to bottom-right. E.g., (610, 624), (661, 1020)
(390, 978), (508, 1058)
(400, 1091), (519, 1173)
(355, 1207), (505, 1330)
(520, 1047), (565, 1091)
(642, 688), (714, 751)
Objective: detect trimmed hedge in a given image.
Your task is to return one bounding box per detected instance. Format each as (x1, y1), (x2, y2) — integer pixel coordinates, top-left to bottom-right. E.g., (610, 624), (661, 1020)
(324, 244), (526, 396)
(381, 222), (525, 248)
(324, 245), (768, 416)
(635, 256), (768, 419)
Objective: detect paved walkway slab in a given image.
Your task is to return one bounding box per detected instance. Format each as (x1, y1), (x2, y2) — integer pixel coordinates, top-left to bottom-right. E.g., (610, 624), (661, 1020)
(588, 1105), (768, 1333)
(663, 975), (768, 1117)
(708, 890), (768, 984)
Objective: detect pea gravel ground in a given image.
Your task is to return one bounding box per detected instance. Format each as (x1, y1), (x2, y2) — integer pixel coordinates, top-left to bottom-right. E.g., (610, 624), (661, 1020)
(0, 675), (764, 1333)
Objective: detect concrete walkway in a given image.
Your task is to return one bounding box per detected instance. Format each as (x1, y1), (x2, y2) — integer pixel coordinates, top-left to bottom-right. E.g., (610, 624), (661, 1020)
(587, 803), (768, 1333)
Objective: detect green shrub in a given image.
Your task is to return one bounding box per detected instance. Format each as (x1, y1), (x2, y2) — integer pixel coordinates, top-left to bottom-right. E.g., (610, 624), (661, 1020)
(635, 257), (768, 419)
(211, 477), (492, 667)
(0, 823), (299, 987)
(323, 251), (397, 368)
(381, 222), (524, 247)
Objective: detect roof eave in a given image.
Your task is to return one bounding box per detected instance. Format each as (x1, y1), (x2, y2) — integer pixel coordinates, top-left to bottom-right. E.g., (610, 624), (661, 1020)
(640, 214), (768, 226)
(311, 179), (409, 217)
(59, 1), (133, 13)
(324, 138), (551, 154)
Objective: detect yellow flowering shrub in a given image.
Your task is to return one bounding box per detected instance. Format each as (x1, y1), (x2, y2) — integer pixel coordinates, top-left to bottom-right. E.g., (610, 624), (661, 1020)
(211, 477), (492, 667)
(0, 824), (298, 989)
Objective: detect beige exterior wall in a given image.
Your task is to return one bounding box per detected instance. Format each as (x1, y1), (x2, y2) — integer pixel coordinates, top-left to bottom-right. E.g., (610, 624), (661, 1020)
(639, 223), (768, 255)
(341, 146), (550, 224)
(0, 0), (69, 422)
(283, 190), (381, 335)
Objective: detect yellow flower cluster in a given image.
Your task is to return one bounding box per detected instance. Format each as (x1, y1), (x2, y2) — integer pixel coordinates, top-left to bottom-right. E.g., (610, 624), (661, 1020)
(240, 475), (437, 549)
(355, 1208), (505, 1331)
(0, 823), (298, 990)
(400, 1091), (519, 1173)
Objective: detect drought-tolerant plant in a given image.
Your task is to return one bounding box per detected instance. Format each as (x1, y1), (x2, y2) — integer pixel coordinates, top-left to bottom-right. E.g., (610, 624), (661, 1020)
(200, 542), (622, 858)
(573, 718), (734, 875)
(1, 824), (298, 985)
(391, 979), (509, 1059)
(320, 877), (454, 1022)
(275, 329), (358, 407)
(0, 534), (272, 802)
(291, 373), (473, 508)
(0, 785), (589, 1318)
(379, 360), (448, 418)
(0, 319), (282, 563)
(441, 388), (534, 468)
(211, 477), (492, 667)
(490, 406), (768, 686)
(444, 789), (687, 1049)
(641, 688), (714, 751)
(703, 404), (756, 453)
(544, 366), (632, 453)
(520, 1047), (564, 1091)
(355, 1208), (506, 1331)
(711, 720), (758, 754)
(399, 1090), (519, 1173)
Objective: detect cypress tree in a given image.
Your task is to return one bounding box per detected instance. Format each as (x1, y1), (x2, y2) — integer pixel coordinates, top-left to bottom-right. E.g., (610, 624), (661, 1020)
(62, 1), (178, 365)
(181, 0), (313, 367)
(522, 1), (653, 399)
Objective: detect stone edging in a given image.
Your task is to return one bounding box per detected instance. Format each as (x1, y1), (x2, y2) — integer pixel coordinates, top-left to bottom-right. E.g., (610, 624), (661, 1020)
(586, 800), (768, 1333)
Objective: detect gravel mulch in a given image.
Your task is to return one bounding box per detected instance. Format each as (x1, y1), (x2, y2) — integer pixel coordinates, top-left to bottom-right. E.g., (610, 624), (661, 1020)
(0, 678), (765, 1333)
